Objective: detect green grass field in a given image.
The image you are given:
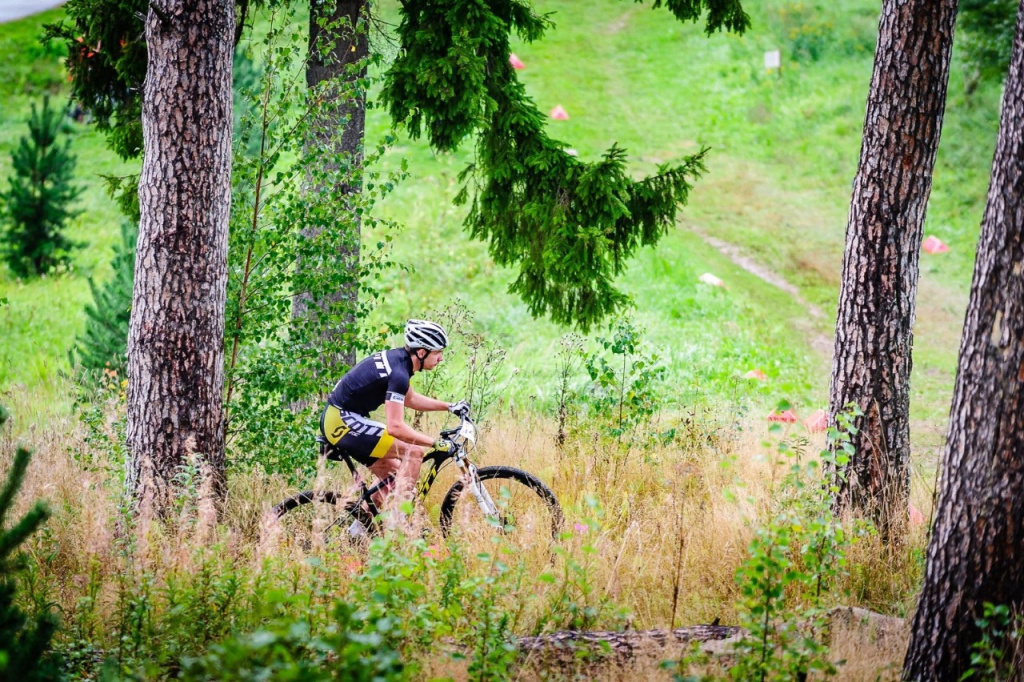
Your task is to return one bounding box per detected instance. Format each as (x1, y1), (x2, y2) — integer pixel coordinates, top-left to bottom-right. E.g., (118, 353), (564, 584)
(0, 1), (1001, 444)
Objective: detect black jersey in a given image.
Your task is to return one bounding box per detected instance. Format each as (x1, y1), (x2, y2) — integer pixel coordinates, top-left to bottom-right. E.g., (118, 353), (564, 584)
(327, 348), (414, 416)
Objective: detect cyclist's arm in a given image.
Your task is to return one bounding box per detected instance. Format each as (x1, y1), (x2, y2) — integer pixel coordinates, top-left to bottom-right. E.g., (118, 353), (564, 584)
(404, 387), (449, 412)
(384, 400), (434, 447)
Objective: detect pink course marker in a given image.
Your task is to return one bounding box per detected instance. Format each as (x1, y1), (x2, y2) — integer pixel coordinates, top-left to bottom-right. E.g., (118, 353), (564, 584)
(804, 409), (828, 433)
(922, 235), (949, 254)
(550, 105), (569, 120)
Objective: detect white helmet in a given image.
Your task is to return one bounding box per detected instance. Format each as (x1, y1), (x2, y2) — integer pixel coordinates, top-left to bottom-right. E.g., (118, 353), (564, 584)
(405, 319), (449, 351)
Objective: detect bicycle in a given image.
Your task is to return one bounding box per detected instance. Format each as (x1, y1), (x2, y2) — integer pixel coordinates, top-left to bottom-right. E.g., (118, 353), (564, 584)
(271, 413), (564, 555)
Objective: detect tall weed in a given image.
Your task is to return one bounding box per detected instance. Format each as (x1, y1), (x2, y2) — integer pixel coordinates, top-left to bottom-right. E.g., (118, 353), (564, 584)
(582, 318), (668, 450)
(9, 378), (930, 680)
(727, 408), (867, 680)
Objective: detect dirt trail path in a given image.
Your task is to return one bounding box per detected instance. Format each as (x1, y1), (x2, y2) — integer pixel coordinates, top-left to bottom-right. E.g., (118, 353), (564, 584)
(695, 229), (835, 360)
(686, 156), (968, 439)
(694, 208), (967, 464)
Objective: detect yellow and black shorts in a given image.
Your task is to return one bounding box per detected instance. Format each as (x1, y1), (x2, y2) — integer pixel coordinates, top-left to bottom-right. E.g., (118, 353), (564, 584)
(320, 404), (396, 466)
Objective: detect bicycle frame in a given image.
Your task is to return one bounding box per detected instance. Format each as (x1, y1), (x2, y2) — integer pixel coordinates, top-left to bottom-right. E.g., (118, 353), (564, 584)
(325, 444), (446, 521)
(323, 417), (500, 528)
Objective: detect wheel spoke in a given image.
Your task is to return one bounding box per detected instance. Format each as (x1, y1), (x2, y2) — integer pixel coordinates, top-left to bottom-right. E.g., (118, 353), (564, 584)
(439, 467), (563, 563)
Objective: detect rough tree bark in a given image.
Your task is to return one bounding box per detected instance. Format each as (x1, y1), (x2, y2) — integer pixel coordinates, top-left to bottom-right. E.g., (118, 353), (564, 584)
(903, 2), (1024, 677)
(829, 0), (958, 533)
(292, 0), (368, 373)
(126, 0), (234, 514)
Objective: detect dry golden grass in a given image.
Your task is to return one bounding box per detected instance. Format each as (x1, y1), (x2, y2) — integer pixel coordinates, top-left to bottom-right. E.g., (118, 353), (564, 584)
(2, 388), (932, 678)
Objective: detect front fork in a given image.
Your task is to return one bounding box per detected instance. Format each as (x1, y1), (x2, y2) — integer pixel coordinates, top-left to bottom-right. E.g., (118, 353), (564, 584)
(455, 454), (499, 517)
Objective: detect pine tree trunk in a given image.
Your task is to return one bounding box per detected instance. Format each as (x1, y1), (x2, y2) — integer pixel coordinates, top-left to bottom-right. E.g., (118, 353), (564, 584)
(292, 0), (367, 372)
(903, 3), (1024, 677)
(829, 0), (957, 534)
(126, 0), (234, 515)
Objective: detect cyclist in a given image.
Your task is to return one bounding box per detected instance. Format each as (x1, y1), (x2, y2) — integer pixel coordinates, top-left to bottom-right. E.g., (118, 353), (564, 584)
(320, 319), (470, 512)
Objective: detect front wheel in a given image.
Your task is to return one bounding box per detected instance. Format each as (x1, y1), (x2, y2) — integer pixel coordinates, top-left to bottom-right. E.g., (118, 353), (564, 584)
(438, 466), (563, 557)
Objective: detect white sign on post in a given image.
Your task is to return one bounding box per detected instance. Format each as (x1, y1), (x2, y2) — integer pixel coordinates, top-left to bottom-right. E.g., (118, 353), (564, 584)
(764, 50), (781, 70)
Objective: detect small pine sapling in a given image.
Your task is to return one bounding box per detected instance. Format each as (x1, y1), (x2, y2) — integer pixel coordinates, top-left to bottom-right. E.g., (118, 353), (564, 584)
(1, 96), (83, 277)
(72, 220), (137, 377)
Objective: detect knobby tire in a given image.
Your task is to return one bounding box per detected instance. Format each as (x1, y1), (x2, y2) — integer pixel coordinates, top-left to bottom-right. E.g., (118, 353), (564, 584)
(438, 466), (564, 541)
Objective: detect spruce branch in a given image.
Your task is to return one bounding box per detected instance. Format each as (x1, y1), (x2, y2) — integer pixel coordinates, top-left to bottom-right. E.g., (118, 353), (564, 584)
(383, 0), (741, 331)
(646, 0), (751, 35)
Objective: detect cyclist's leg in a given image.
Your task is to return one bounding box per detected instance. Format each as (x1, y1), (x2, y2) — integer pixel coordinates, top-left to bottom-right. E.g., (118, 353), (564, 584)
(326, 408), (424, 508)
(368, 440), (425, 506)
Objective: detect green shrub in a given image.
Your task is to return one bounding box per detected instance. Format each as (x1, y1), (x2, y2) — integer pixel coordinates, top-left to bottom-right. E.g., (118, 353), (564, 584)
(1, 96), (83, 278)
(223, 5), (400, 481)
(766, 2), (875, 65)
(958, 0), (1018, 84)
(775, 3), (834, 63)
(180, 601), (405, 681)
(961, 602), (1023, 681)
(583, 318), (667, 447)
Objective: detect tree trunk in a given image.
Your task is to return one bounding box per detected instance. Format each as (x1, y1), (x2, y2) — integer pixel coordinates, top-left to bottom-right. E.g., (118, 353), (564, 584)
(126, 0), (234, 515)
(829, 0), (958, 535)
(292, 0), (367, 373)
(903, 3), (1024, 677)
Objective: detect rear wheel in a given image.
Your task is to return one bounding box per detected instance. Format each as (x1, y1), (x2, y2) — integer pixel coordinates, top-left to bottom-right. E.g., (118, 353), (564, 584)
(271, 491), (375, 550)
(438, 466), (563, 559)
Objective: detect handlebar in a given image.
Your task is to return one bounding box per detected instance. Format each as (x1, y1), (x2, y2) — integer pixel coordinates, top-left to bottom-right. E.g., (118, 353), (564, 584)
(438, 411), (473, 444)
(439, 412), (470, 441)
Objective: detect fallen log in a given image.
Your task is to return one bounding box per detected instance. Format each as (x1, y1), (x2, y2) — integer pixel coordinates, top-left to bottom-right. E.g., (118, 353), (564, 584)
(512, 607), (905, 666)
(515, 624), (745, 662)
(828, 605), (905, 646)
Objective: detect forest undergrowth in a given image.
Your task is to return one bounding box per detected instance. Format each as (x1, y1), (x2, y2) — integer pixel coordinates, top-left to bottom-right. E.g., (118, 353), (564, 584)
(3, 377), (928, 680)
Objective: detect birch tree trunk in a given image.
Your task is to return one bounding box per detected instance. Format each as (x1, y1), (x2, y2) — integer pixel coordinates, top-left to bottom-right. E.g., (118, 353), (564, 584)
(126, 0), (234, 515)
(829, 0), (958, 534)
(903, 2), (1024, 677)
